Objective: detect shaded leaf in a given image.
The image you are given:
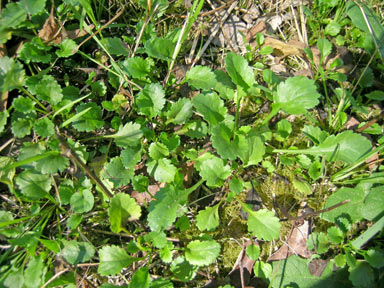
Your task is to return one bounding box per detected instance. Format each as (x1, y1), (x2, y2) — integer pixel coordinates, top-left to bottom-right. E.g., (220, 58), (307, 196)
(73, 102), (104, 132)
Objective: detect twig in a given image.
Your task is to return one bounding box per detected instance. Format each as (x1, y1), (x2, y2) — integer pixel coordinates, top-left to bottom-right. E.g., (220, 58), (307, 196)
(280, 200), (351, 222)
(56, 130), (113, 198)
(192, 1), (238, 66)
(74, 8), (125, 53)
(42, 268), (70, 288)
(131, 4), (160, 58)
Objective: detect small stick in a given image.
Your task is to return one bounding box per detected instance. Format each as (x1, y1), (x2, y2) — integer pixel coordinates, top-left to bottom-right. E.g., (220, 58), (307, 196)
(74, 8), (125, 54)
(56, 131), (113, 198)
(280, 200), (351, 222)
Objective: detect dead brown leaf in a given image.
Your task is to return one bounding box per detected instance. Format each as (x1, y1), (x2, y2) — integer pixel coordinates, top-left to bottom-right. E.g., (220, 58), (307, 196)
(264, 37), (305, 59)
(38, 7), (62, 44)
(268, 219), (312, 261)
(131, 183), (164, 205)
(229, 240), (258, 288)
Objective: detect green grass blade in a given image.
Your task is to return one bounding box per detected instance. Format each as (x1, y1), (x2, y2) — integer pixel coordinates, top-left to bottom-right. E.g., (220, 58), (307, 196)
(60, 107), (92, 128)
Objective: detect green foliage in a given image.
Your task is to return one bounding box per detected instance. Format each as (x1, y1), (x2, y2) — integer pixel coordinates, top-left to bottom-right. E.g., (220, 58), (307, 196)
(1, 2), (383, 287)
(196, 204), (220, 231)
(108, 193), (141, 233)
(98, 245), (141, 276)
(270, 255), (351, 287)
(185, 240), (221, 266)
(241, 204), (281, 241)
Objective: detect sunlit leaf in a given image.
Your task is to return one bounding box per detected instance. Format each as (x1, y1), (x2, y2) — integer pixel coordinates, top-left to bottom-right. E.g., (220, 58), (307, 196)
(108, 193), (141, 233)
(98, 245), (140, 276)
(185, 240), (220, 266)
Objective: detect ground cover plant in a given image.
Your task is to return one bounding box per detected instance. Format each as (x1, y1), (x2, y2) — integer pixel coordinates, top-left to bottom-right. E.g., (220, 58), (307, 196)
(0, 0), (383, 287)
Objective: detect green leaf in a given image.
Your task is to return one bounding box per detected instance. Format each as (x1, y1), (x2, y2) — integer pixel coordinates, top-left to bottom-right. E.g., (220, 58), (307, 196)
(274, 76), (320, 115)
(292, 178), (312, 195)
(302, 125), (329, 145)
(347, 1), (384, 58)
(72, 102), (104, 132)
(246, 244), (260, 261)
(235, 128), (265, 166)
(0, 3), (27, 28)
(183, 120), (208, 139)
(274, 131), (372, 164)
(33, 117), (55, 137)
(121, 145), (142, 168)
(321, 186), (365, 224)
(196, 154), (231, 187)
(241, 204), (281, 241)
(166, 98), (193, 125)
(185, 240), (220, 266)
(62, 240), (95, 265)
(108, 193), (141, 233)
(196, 204), (220, 231)
(254, 261), (272, 278)
(214, 70), (235, 100)
(56, 39), (77, 57)
(364, 248), (384, 268)
(317, 38), (332, 60)
(103, 157), (134, 188)
(132, 175), (149, 193)
(70, 189), (94, 213)
(103, 37), (129, 56)
(185, 66), (217, 90)
(325, 21), (341, 36)
(3, 270), (24, 288)
(144, 231), (167, 248)
(327, 226), (344, 244)
(147, 185), (189, 231)
(0, 57), (25, 91)
(106, 122), (143, 147)
(19, 39), (52, 63)
(334, 254), (346, 268)
(11, 116), (33, 138)
(170, 256), (198, 282)
(0, 110), (9, 133)
(129, 267), (150, 288)
(35, 153), (69, 174)
(159, 133), (180, 152)
(122, 57), (151, 79)
(24, 255), (44, 288)
(211, 121), (237, 160)
(159, 242), (174, 263)
(362, 185), (384, 220)
(67, 214), (82, 230)
(13, 96), (35, 113)
(348, 262), (374, 288)
(225, 52), (254, 90)
(20, 0), (46, 15)
(147, 158), (177, 183)
(136, 83), (166, 118)
(307, 232), (330, 253)
(270, 255), (351, 288)
(192, 92), (227, 126)
(98, 245), (140, 276)
(149, 278), (174, 288)
(149, 142), (169, 160)
(144, 37), (174, 61)
(15, 170), (52, 200)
